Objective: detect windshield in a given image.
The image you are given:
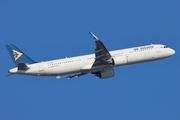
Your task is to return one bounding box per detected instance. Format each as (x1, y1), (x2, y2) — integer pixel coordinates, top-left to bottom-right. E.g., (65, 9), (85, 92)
(164, 45), (168, 48)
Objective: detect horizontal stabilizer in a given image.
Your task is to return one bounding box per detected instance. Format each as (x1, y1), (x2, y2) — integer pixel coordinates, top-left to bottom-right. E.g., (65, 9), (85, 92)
(18, 62), (29, 70)
(6, 73), (14, 77)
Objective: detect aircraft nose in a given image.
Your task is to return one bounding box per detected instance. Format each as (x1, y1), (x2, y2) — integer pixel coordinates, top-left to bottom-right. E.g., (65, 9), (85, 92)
(171, 49), (175, 55)
(170, 48), (175, 56)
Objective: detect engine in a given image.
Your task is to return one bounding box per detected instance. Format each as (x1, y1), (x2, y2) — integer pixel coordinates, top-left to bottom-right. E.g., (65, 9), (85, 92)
(112, 56), (127, 66)
(92, 68), (114, 79)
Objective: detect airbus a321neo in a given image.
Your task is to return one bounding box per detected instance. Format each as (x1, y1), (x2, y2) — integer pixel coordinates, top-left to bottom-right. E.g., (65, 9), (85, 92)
(6, 32), (175, 79)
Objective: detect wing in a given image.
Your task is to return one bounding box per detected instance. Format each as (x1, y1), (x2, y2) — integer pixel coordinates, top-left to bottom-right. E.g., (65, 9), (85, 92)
(89, 32), (114, 67)
(66, 32), (114, 79)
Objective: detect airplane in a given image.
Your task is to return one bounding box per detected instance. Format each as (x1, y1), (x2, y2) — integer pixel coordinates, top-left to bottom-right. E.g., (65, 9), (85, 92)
(6, 32), (175, 79)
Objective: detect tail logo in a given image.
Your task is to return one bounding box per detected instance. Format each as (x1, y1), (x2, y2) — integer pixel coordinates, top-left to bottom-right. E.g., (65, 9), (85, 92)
(13, 50), (23, 61)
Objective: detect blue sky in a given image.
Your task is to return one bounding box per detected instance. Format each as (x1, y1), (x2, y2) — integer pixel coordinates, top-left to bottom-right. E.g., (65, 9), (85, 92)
(0, 0), (180, 120)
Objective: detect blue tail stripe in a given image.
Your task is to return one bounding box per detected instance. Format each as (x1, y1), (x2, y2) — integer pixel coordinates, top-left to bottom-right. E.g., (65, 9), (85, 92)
(6, 44), (36, 66)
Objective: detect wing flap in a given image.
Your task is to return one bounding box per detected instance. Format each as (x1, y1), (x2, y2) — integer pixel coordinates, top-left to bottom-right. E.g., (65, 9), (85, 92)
(66, 72), (87, 79)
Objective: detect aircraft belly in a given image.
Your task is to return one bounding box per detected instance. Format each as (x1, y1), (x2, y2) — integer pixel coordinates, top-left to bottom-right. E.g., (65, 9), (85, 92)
(45, 62), (85, 76)
(58, 64), (84, 75)
(81, 64), (92, 70)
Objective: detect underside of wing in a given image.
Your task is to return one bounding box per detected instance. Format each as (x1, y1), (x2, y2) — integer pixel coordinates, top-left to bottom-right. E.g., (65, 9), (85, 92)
(89, 32), (115, 79)
(89, 32), (114, 67)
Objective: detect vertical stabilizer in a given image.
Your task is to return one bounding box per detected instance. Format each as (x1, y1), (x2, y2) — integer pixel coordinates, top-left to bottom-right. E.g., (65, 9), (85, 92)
(6, 44), (36, 66)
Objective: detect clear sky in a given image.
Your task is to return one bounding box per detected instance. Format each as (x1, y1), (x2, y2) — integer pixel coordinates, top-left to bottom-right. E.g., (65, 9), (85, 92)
(0, 0), (180, 120)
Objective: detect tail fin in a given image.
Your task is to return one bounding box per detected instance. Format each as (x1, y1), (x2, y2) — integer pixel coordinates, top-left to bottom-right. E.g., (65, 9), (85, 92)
(6, 44), (36, 66)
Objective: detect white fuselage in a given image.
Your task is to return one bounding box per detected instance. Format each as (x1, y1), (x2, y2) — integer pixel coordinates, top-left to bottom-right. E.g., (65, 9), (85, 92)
(9, 44), (175, 77)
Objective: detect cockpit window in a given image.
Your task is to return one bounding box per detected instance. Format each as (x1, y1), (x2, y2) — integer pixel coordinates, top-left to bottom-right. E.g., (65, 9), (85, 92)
(164, 45), (168, 48)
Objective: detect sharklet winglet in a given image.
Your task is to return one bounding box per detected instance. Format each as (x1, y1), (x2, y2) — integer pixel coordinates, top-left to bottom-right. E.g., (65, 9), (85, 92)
(89, 32), (99, 41)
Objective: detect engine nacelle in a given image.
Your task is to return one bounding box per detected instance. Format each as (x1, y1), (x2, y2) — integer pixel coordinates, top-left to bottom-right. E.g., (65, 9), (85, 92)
(93, 68), (114, 79)
(112, 56), (127, 66)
